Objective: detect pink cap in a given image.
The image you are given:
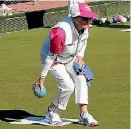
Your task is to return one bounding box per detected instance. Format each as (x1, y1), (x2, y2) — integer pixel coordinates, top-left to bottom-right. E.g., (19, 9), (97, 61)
(70, 3), (98, 19)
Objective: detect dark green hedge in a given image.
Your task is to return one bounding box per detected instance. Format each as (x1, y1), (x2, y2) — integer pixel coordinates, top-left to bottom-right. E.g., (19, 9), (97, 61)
(0, 13), (25, 20)
(0, 1), (130, 34)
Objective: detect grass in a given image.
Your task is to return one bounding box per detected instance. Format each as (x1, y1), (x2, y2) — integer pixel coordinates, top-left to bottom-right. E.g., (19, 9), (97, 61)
(0, 23), (130, 129)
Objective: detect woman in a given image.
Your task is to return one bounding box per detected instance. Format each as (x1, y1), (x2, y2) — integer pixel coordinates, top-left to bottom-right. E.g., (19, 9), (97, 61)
(33, 2), (99, 127)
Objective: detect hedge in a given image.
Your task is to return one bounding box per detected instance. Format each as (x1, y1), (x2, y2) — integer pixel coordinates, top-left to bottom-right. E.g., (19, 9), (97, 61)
(0, 1), (130, 34)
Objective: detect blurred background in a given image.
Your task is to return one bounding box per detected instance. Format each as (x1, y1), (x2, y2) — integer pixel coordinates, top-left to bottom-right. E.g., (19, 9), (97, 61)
(0, 0), (130, 33)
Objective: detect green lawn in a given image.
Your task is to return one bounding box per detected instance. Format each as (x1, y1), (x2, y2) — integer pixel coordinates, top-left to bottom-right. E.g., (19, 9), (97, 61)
(0, 23), (130, 129)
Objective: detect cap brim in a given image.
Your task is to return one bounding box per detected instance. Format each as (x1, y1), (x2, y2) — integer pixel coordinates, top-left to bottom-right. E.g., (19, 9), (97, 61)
(80, 11), (98, 19)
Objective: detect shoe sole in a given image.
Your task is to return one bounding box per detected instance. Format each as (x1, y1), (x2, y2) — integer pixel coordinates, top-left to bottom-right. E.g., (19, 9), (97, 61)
(79, 121), (99, 127)
(45, 112), (63, 124)
(89, 122), (99, 127)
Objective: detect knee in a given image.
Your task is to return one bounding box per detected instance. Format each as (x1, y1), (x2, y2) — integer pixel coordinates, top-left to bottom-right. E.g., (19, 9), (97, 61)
(68, 85), (74, 93)
(65, 82), (74, 94)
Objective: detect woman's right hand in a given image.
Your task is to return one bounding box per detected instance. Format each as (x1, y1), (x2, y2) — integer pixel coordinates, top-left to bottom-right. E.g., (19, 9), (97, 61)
(33, 77), (45, 91)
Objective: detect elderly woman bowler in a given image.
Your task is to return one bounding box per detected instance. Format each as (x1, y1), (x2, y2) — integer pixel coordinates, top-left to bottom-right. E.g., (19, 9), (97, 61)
(34, 2), (99, 127)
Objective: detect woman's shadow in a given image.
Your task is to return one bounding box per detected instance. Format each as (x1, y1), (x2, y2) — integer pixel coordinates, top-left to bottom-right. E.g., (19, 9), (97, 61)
(0, 109), (42, 122)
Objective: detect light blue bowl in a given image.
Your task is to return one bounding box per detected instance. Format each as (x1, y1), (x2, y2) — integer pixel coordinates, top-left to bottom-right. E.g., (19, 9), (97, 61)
(34, 85), (47, 98)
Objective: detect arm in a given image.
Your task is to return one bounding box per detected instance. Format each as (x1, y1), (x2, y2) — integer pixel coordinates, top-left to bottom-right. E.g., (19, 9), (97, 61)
(75, 40), (87, 65)
(34, 28), (66, 90)
(76, 40), (87, 58)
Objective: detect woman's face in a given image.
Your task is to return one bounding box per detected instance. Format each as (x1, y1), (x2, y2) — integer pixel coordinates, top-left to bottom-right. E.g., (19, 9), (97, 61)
(73, 16), (91, 31)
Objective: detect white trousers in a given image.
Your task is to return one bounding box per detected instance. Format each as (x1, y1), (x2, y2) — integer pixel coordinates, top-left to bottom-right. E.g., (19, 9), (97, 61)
(49, 58), (88, 110)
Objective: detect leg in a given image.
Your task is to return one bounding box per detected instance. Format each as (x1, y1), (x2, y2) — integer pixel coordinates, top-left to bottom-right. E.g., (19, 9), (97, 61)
(49, 63), (75, 110)
(65, 59), (99, 126)
(45, 63), (75, 123)
(65, 60), (89, 106)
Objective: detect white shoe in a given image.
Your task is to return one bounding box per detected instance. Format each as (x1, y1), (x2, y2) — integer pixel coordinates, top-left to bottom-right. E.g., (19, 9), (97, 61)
(79, 112), (99, 127)
(45, 106), (62, 124)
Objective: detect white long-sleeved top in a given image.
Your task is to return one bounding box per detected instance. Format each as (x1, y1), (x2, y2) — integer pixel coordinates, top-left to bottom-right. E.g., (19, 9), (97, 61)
(40, 16), (89, 78)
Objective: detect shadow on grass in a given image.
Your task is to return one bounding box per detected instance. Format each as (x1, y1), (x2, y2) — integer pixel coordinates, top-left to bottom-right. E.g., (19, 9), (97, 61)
(0, 109), (80, 126)
(0, 109), (42, 122)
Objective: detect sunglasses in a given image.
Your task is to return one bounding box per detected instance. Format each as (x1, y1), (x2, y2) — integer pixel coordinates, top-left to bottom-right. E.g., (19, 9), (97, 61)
(80, 17), (92, 22)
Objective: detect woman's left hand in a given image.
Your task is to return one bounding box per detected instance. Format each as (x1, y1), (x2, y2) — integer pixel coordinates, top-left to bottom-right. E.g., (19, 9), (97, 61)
(74, 56), (85, 65)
